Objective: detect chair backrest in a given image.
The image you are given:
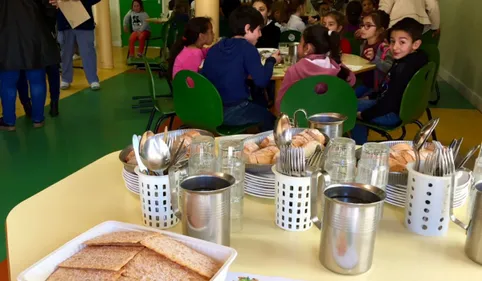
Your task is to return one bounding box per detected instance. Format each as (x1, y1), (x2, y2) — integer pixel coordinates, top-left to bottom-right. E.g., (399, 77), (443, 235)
(143, 56), (158, 109)
(172, 70), (224, 131)
(280, 75), (358, 132)
(347, 37), (361, 56)
(399, 62), (436, 124)
(419, 44), (440, 91)
(280, 30), (301, 43)
(167, 20), (186, 49)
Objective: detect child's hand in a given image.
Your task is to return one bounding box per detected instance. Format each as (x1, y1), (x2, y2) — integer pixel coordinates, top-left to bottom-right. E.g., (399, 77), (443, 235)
(364, 48), (374, 60)
(308, 16), (318, 25)
(354, 29), (362, 38)
(271, 50), (282, 65)
(357, 112), (363, 120)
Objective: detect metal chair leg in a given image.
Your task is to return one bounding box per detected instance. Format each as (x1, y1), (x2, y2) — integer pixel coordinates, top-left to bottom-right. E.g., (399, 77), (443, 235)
(414, 120), (423, 129)
(144, 40), (150, 56)
(395, 126), (407, 140)
(154, 114), (170, 133)
(145, 108), (156, 131)
(425, 108), (438, 141)
(429, 82), (441, 105)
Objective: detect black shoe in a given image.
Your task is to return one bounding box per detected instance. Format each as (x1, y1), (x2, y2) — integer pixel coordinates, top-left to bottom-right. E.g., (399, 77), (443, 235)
(50, 101), (59, 117)
(23, 103), (32, 118)
(0, 118), (15, 131)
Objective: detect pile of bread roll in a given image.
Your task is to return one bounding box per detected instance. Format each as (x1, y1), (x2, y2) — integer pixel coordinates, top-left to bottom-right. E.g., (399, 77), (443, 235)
(244, 129), (326, 165)
(389, 142), (435, 172)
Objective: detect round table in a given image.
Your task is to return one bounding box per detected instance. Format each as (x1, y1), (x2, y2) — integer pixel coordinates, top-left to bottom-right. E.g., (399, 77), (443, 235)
(6, 152), (481, 280)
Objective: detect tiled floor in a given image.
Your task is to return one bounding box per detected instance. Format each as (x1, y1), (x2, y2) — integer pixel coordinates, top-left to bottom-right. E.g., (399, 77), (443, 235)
(0, 48), (481, 279)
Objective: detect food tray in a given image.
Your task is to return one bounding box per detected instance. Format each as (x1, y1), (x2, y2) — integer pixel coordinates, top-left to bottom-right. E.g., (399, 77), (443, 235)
(243, 128), (330, 174)
(381, 140), (441, 187)
(17, 221), (237, 281)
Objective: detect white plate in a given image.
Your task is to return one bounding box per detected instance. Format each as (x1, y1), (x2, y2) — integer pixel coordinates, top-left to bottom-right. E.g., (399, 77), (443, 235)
(245, 190), (275, 199)
(246, 172), (275, 180)
(244, 177), (275, 188)
(244, 181), (275, 191)
(245, 174), (275, 184)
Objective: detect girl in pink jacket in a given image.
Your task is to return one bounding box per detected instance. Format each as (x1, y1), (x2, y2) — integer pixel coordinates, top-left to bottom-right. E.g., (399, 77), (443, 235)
(275, 25), (356, 111)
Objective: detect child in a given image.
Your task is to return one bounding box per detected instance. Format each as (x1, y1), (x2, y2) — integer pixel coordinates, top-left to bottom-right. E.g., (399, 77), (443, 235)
(123, 0), (151, 58)
(344, 0), (362, 33)
(286, 0), (306, 32)
(271, 0), (289, 31)
(275, 25), (356, 111)
(201, 6), (281, 132)
(361, 0), (376, 18)
(168, 17), (214, 79)
(353, 17), (428, 144)
(253, 0), (281, 48)
(322, 11), (351, 53)
(318, 1), (332, 17)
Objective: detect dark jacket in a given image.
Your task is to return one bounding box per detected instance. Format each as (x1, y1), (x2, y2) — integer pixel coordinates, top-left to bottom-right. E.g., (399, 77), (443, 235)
(57, 0), (101, 31)
(361, 50), (428, 121)
(256, 20), (281, 49)
(0, 0), (60, 70)
(201, 38), (275, 106)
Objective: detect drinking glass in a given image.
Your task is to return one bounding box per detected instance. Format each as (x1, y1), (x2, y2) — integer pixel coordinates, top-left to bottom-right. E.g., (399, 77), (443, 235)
(188, 135), (216, 175)
(324, 137), (356, 184)
(355, 143), (389, 190)
(217, 139), (245, 232)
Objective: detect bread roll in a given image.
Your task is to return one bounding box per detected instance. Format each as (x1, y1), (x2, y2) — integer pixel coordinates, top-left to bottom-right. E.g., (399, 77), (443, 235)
(400, 150), (415, 163)
(243, 142), (259, 154)
(251, 146), (279, 164)
(389, 158), (406, 172)
(305, 129), (326, 144)
(303, 140), (320, 158)
(259, 135), (275, 148)
(292, 135), (309, 147)
(391, 143), (412, 152)
(390, 151), (407, 165)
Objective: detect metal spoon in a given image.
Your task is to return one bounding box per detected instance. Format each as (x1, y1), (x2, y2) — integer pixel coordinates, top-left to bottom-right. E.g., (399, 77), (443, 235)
(140, 134), (171, 174)
(139, 130), (154, 160)
(413, 118), (440, 171)
(163, 139), (185, 175)
(456, 144), (480, 169)
(274, 113), (293, 147)
(132, 135), (148, 174)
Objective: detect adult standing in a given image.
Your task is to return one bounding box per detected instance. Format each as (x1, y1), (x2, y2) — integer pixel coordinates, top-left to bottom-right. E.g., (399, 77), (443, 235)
(378, 0), (440, 41)
(0, 0), (60, 131)
(56, 0), (101, 91)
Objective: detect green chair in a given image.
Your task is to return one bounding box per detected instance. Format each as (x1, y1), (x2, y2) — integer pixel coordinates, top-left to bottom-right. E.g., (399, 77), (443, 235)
(280, 30), (301, 43)
(126, 21), (170, 63)
(357, 62), (437, 140)
(280, 75), (358, 132)
(143, 57), (176, 132)
(347, 36), (361, 56)
(420, 43), (441, 105)
(172, 70), (256, 135)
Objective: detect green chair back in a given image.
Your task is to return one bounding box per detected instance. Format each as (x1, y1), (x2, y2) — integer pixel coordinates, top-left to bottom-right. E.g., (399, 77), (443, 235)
(143, 57), (159, 109)
(280, 75), (358, 132)
(172, 70), (224, 131)
(347, 37), (361, 56)
(167, 20), (186, 49)
(419, 44), (440, 91)
(280, 30), (302, 43)
(399, 62), (436, 124)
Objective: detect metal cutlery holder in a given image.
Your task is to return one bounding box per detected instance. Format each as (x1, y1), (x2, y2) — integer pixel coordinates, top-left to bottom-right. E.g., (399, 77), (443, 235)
(135, 167), (180, 229)
(272, 166), (312, 232)
(405, 163), (452, 236)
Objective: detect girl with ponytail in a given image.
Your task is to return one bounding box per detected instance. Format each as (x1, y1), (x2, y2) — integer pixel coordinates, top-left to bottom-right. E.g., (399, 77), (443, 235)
(168, 17), (214, 79)
(275, 25), (356, 111)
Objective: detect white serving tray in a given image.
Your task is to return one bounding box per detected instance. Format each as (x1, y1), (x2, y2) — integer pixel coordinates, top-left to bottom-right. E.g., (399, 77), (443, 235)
(226, 272), (304, 281)
(17, 221), (237, 281)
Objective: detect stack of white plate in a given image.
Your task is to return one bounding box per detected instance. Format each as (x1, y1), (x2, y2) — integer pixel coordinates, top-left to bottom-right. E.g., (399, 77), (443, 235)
(122, 168), (139, 195)
(385, 170), (472, 208)
(244, 172), (275, 199)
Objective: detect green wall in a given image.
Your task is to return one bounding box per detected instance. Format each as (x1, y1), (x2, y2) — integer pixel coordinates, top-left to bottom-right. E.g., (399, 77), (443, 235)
(439, 0), (482, 106)
(119, 0), (163, 47)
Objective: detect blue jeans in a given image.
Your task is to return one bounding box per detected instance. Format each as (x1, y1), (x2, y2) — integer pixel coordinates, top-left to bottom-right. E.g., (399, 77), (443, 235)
(223, 101), (275, 132)
(17, 65), (61, 105)
(1, 69), (46, 125)
(352, 99), (401, 145)
(355, 85), (372, 98)
(58, 29), (99, 84)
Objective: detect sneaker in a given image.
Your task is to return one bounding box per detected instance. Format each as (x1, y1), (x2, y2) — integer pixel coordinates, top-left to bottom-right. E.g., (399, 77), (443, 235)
(60, 81), (71, 90)
(73, 54), (81, 60)
(0, 118), (15, 131)
(90, 82), (100, 91)
(137, 53), (143, 58)
(33, 121), (45, 128)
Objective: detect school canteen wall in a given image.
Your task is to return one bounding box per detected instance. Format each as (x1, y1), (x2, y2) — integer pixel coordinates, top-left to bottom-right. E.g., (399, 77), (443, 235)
(438, 0), (482, 112)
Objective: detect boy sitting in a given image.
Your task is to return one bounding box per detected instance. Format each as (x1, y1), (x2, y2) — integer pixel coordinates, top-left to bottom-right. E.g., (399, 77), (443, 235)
(201, 6), (281, 132)
(353, 17), (428, 144)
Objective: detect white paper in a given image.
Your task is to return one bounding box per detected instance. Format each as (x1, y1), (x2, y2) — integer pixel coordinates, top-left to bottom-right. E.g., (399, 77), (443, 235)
(226, 272), (305, 281)
(345, 64), (363, 72)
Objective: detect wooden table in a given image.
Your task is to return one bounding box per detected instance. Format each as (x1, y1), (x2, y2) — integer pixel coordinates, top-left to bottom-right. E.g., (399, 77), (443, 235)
(7, 152), (481, 280)
(145, 18), (169, 24)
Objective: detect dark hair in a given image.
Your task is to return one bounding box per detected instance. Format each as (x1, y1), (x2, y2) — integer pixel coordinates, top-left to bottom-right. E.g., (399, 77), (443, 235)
(302, 25), (349, 80)
(168, 17), (212, 79)
(252, 0), (273, 11)
(229, 6), (265, 36)
(286, 0), (304, 16)
(389, 17), (424, 41)
(131, 0), (144, 11)
(271, 0), (288, 23)
(345, 0), (362, 26)
(363, 10), (388, 41)
(324, 11), (346, 28)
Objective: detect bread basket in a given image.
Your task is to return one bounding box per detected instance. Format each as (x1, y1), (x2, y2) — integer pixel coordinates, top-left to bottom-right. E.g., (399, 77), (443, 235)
(243, 128), (330, 174)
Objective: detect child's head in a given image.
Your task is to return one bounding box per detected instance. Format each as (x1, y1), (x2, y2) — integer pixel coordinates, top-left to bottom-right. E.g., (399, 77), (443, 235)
(319, 1), (331, 17)
(131, 0), (144, 13)
(360, 11), (386, 42)
(388, 17), (423, 59)
(271, 1), (288, 23)
(252, 0), (273, 24)
(229, 6), (265, 45)
(345, 0), (362, 26)
(362, 0), (375, 14)
(286, 0), (305, 16)
(322, 11), (345, 33)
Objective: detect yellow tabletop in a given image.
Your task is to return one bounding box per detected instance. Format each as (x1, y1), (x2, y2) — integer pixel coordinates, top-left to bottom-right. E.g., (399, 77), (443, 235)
(6, 152), (481, 280)
(145, 18), (169, 24)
